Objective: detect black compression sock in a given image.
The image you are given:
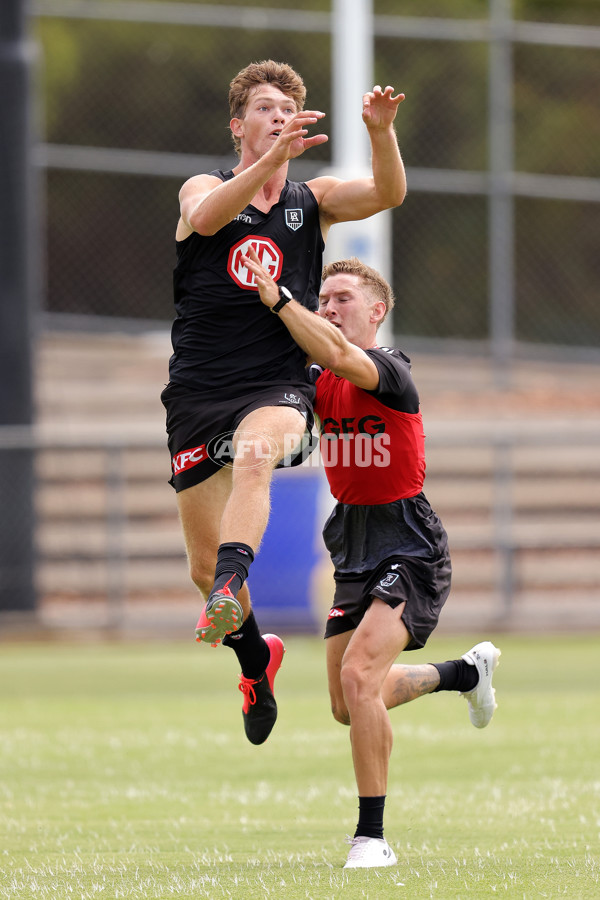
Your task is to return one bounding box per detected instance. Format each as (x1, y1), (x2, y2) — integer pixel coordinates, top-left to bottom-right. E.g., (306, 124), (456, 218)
(222, 611), (270, 679)
(355, 795), (386, 840)
(432, 658), (479, 693)
(210, 542), (255, 599)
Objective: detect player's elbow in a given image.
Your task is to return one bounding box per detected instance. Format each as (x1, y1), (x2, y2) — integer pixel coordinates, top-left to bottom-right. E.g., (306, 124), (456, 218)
(186, 197), (221, 236)
(382, 183), (406, 210)
(393, 185), (407, 207)
(188, 211), (219, 236)
(321, 343), (348, 374)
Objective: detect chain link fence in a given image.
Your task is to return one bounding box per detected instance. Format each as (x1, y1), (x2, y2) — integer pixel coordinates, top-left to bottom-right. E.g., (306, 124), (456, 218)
(32, 0), (600, 347)
(1, 0), (599, 628)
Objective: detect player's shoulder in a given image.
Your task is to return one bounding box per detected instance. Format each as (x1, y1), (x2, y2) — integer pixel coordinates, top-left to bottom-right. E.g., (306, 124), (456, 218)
(283, 178), (320, 206)
(179, 171), (226, 195)
(367, 346), (412, 367)
(304, 174), (343, 204)
(365, 346), (414, 393)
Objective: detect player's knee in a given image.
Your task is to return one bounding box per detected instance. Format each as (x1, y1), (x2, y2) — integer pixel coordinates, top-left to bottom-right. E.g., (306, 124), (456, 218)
(188, 559), (213, 597)
(233, 434), (279, 471)
(340, 660), (370, 708)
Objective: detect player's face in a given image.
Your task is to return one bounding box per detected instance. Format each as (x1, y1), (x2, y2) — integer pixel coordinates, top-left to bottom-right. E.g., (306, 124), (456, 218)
(232, 85), (298, 156)
(318, 274), (380, 349)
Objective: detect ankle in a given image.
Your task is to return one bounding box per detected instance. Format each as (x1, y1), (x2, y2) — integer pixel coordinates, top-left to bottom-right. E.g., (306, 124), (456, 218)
(210, 542), (255, 599)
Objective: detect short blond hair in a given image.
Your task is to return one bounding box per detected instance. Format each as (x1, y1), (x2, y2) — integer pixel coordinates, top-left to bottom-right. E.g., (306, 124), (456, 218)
(228, 60), (306, 157)
(322, 257), (396, 322)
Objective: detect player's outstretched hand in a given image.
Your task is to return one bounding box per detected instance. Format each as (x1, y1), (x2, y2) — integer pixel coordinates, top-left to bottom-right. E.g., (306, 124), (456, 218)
(272, 110), (329, 163)
(362, 85), (405, 130)
(242, 247), (279, 309)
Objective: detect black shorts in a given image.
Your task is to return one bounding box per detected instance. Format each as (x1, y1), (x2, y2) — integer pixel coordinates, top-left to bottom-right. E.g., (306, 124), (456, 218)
(324, 552), (452, 651)
(161, 380), (316, 491)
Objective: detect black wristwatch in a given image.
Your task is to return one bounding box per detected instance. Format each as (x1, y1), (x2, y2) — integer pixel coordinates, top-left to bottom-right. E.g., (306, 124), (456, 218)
(271, 285), (293, 314)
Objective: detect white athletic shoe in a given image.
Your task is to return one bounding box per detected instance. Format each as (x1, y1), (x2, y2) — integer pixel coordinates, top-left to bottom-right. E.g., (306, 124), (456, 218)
(343, 836), (397, 869)
(460, 641), (501, 728)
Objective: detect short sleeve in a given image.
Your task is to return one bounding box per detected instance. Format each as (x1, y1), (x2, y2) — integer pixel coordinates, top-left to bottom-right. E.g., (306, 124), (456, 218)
(363, 348), (420, 413)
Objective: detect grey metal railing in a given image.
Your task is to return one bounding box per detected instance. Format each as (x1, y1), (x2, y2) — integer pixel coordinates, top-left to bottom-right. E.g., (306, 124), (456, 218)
(1, 422), (599, 630)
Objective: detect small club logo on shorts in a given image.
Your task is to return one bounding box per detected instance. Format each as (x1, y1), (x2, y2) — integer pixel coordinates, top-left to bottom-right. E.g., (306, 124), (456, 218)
(379, 572), (399, 588)
(328, 608), (345, 619)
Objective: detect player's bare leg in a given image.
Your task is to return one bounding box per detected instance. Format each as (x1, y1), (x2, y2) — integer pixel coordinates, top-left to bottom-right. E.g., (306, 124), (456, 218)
(380, 643), (500, 728)
(327, 599), (500, 866)
(180, 405), (306, 742)
(176, 466), (235, 593)
(327, 600), (408, 868)
(336, 599), (411, 797)
(192, 404), (307, 644)
(177, 466), (248, 643)
(220, 404), (308, 546)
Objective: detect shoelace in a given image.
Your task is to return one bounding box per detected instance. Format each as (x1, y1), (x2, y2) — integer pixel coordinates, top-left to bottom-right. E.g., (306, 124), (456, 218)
(345, 837), (370, 860)
(238, 677), (259, 705)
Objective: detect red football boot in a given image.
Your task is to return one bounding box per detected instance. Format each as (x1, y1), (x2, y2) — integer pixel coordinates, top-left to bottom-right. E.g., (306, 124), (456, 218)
(195, 587), (243, 646)
(238, 634), (285, 744)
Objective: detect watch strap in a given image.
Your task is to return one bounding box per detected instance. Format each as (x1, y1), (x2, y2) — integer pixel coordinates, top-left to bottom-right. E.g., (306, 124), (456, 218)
(271, 288), (293, 314)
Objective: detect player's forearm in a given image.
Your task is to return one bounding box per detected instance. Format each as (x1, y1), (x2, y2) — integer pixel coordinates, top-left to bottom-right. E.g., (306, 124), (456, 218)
(316, 129), (406, 225)
(188, 154), (284, 235)
(368, 125), (407, 208)
(277, 301), (352, 372)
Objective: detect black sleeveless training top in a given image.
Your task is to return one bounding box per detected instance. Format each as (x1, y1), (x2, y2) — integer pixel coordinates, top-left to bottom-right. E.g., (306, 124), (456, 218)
(169, 170), (324, 394)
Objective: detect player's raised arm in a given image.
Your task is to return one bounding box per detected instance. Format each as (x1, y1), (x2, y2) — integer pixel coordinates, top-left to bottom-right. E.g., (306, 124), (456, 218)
(309, 85), (406, 230)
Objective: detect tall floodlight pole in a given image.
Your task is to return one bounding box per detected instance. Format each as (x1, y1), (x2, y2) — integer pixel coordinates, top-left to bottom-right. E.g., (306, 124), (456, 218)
(488, 0), (516, 616)
(0, 0), (37, 612)
(488, 0), (515, 387)
(325, 0), (393, 342)
(332, 0), (372, 172)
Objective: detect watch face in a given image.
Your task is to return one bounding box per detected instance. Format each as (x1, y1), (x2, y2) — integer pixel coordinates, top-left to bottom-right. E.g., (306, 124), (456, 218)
(279, 286), (292, 301)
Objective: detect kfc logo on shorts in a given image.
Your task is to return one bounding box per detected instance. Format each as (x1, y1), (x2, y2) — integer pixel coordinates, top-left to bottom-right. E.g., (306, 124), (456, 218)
(228, 236), (283, 290)
(172, 444), (208, 475)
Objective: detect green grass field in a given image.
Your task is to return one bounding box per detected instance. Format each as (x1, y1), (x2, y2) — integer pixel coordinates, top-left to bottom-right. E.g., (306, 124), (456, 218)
(1, 634), (599, 899)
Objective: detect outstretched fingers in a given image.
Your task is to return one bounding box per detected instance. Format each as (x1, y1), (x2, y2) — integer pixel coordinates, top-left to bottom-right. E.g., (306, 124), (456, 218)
(241, 247), (278, 308)
(280, 109), (328, 157)
(362, 85), (405, 126)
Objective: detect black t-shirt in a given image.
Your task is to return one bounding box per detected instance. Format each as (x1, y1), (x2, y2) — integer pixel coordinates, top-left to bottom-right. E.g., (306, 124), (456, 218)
(169, 171), (324, 394)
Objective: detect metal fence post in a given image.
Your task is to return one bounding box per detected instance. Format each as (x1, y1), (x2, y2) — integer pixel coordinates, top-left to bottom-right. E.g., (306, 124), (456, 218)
(0, 0), (38, 611)
(105, 444), (127, 629)
(492, 435), (515, 617)
(488, 0), (516, 389)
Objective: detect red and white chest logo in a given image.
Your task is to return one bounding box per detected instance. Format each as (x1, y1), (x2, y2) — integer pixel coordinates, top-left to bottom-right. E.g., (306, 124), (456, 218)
(227, 236), (283, 290)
